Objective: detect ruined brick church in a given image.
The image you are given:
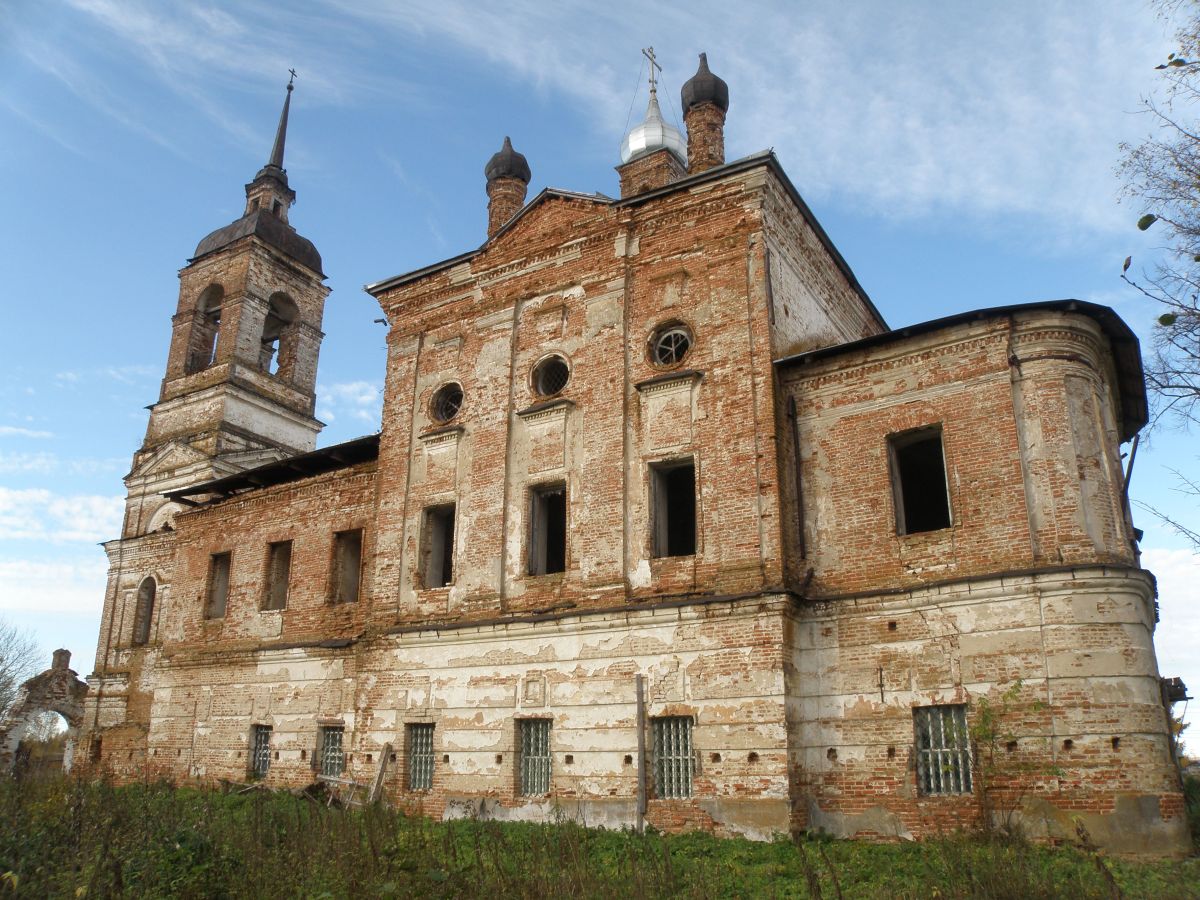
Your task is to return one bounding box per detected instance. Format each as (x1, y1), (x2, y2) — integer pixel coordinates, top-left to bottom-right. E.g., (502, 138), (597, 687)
(29, 55), (1192, 852)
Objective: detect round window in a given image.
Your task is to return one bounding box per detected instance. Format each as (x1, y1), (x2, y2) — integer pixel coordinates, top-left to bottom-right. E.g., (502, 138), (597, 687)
(650, 323), (693, 367)
(532, 355), (571, 397)
(430, 382), (464, 423)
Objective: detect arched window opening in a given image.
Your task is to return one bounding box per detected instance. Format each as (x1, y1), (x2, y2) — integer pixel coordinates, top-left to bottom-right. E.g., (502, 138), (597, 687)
(259, 293), (299, 377)
(187, 284), (224, 373)
(11, 712), (71, 780)
(132, 577), (155, 646)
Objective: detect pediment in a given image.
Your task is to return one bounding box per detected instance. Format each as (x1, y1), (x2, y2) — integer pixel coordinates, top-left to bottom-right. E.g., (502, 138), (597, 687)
(129, 441), (210, 480)
(483, 190), (611, 256)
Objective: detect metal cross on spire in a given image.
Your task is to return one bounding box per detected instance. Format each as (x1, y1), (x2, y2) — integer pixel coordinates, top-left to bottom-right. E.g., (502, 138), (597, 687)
(288, 68), (297, 89)
(641, 46), (661, 100)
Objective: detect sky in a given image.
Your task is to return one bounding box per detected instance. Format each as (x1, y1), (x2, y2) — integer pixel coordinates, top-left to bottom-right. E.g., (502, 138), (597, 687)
(0, 1), (1197, 730)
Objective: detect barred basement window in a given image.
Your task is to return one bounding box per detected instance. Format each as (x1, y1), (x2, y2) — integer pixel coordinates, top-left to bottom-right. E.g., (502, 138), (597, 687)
(319, 726), (345, 777)
(913, 704), (972, 795)
(205, 552), (231, 619)
(518, 719), (552, 796)
(407, 723), (434, 790)
(263, 540), (292, 610)
(889, 426), (951, 534)
(329, 529), (363, 604)
(250, 725), (272, 778)
(652, 716), (694, 799)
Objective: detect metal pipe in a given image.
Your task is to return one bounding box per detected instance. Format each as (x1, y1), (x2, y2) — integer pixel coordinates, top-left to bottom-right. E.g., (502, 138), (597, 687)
(635, 674), (646, 832)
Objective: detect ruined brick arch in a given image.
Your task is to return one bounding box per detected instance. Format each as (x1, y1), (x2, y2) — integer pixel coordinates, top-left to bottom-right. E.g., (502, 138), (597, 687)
(259, 291), (299, 378)
(0, 650), (88, 775)
(132, 576), (156, 647)
(186, 283), (224, 374)
(145, 501), (182, 534)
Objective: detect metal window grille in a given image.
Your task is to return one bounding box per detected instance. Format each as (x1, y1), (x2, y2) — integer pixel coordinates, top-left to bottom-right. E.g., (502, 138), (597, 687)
(652, 716), (694, 799)
(250, 725), (272, 778)
(407, 723), (434, 791)
(319, 726), (345, 777)
(914, 704), (972, 795)
(518, 719), (552, 796)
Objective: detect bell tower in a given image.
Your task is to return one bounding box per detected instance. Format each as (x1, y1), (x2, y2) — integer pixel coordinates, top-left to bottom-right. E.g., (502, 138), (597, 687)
(123, 76), (329, 538)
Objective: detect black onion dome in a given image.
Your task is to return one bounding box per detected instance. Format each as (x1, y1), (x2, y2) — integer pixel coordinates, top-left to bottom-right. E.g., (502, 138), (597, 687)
(681, 53), (729, 113)
(193, 209), (323, 276)
(484, 136), (531, 184)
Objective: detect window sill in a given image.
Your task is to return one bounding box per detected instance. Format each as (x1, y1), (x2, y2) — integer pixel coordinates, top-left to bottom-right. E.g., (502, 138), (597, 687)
(417, 584), (453, 594)
(525, 571), (566, 582)
(896, 525), (955, 542)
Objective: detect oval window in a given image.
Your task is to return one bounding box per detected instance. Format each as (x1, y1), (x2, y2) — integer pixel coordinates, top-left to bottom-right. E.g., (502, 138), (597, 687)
(650, 324), (693, 367)
(532, 355), (570, 397)
(430, 382), (464, 423)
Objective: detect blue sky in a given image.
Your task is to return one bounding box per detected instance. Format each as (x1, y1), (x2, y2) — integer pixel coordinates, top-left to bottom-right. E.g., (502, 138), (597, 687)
(1, 1), (1197, 726)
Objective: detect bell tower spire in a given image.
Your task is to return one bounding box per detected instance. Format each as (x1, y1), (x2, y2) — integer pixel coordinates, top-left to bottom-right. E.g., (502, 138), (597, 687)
(266, 70), (296, 171)
(245, 74), (298, 223)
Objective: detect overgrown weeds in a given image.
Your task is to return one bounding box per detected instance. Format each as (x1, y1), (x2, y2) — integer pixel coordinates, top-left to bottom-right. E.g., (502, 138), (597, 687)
(0, 778), (1196, 898)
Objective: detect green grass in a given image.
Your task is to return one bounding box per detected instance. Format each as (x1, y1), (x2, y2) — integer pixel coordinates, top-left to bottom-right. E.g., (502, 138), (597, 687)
(0, 778), (1196, 898)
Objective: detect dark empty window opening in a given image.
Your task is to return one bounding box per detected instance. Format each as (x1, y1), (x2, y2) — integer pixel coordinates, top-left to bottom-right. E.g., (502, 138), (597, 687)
(263, 540), (292, 611)
(528, 484), (566, 576)
(272, 199), (282, 216)
(889, 427), (951, 534)
(132, 576), (155, 646)
(532, 355), (570, 397)
(651, 459), (696, 558)
(422, 504), (456, 588)
(205, 552), (231, 619)
(330, 529), (363, 604)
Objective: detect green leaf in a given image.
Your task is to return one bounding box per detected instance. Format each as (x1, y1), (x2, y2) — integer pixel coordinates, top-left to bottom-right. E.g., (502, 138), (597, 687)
(1137, 214), (1158, 231)
(1159, 313), (1178, 326)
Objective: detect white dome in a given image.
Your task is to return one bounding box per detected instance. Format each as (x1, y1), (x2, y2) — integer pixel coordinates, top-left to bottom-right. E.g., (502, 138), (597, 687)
(620, 93), (687, 165)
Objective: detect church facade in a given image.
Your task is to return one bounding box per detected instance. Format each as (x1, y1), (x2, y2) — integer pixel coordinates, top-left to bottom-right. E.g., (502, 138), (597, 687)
(72, 58), (1188, 854)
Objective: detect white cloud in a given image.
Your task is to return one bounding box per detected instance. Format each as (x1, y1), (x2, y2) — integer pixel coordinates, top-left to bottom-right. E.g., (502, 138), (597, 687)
(0, 558), (108, 614)
(0, 453), (125, 475)
(17, 0), (1169, 238)
(54, 364), (157, 387)
(0, 488), (123, 543)
(0, 426), (53, 439)
(1142, 547), (1200, 728)
(0, 453), (56, 474)
(330, 0), (1167, 238)
(317, 380), (382, 426)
